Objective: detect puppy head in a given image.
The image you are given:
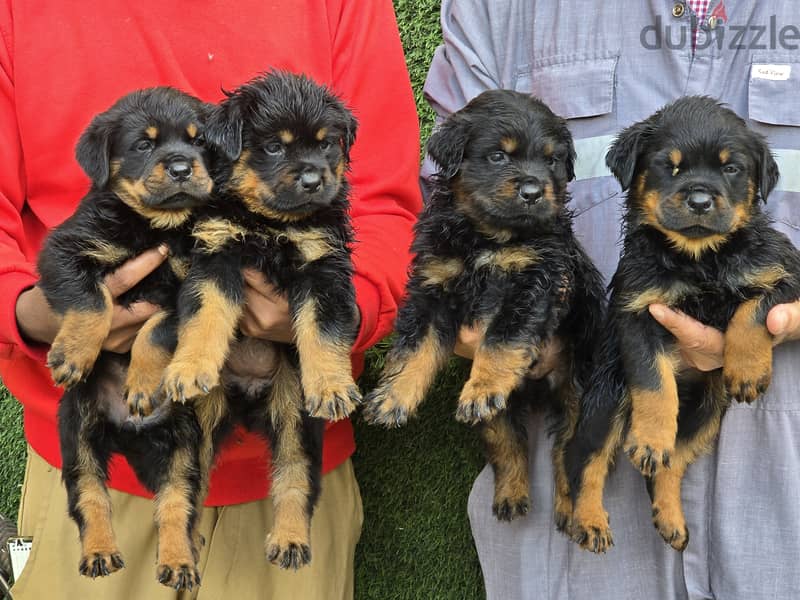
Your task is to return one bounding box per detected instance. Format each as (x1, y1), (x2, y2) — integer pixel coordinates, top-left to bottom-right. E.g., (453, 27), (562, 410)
(76, 87), (214, 228)
(607, 96), (779, 259)
(205, 70), (358, 222)
(427, 90), (575, 234)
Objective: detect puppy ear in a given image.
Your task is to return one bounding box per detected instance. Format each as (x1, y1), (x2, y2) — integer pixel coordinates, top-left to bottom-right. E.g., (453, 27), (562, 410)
(340, 110), (358, 162)
(756, 141), (780, 203)
(205, 98), (243, 161)
(561, 119), (577, 182)
(426, 113), (471, 179)
(75, 112), (115, 187)
(605, 119), (654, 190)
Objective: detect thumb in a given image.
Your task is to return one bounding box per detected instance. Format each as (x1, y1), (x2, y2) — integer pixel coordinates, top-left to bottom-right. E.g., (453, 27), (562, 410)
(767, 300), (800, 342)
(649, 303), (714, 351)
(104, 244), (169, 297)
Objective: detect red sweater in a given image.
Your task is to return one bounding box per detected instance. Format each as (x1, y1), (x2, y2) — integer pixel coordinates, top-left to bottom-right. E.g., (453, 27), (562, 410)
(0, 1), (420, 505)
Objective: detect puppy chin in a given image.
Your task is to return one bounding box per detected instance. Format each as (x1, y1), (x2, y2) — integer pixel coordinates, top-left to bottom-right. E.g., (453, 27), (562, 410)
(143, 190), (210, 210)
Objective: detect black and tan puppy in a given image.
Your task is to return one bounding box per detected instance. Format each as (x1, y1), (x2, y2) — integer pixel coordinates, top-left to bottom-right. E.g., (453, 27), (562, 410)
(159, 71), (359, 567)
(565, 96), (800, 553)
(363, 90), (605, 524)
(37, 87), (219, 588)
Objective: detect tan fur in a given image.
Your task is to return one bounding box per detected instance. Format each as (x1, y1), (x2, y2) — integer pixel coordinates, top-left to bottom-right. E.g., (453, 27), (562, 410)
(80, 240), (131, 264)
(719, 148), (730, 164)
(419, 257), (464, 287)
(48, 285), (114, 387)
(146, 126), (158, 140)
(458, 344), (531, 421)
(193, 218), (249, 254)
(724, 298), (773, 402)
(622, 282), (694, 313)
(371, 327), (449, 419)
(163, 281), (242, 401)
(154, 448), (196, 569)
(474, 247), (539, 272)
(125, 310), (172, 415)
(279, 130), (295, 144)
(500, 137), (518, 153)
(315, 127), (328, 141)
(286, 227), (336, 263)
(482, 417), (529, 512)
(293, 298), (358, 419)
(186, 123), (198, 139)
(625, 353), (680, 474)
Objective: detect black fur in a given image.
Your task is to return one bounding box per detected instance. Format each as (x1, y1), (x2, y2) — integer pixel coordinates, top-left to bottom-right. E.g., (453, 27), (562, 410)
(565, 96), (800, 553)
(37, 87), (216, 588)
(363, 90), (605, 526)
(160, 71), (360, 569)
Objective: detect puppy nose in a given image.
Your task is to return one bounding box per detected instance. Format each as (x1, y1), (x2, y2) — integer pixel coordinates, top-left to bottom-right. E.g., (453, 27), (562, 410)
(166, 159), (192, 182)
(686, 191), (713, 215)
(518, 181), (543, 204)
(300, 171), (322, 193)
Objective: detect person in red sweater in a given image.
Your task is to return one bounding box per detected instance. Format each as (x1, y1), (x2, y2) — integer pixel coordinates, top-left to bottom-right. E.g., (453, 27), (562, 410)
(0, 1), (421, 598)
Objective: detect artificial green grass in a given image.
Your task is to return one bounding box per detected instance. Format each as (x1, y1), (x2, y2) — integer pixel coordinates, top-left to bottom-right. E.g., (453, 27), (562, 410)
(0, 1), (488, 597)
(0, 386), (24, 521)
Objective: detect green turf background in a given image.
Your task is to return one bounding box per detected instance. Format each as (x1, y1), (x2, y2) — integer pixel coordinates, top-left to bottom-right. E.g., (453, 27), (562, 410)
(0, 1), (488, 597)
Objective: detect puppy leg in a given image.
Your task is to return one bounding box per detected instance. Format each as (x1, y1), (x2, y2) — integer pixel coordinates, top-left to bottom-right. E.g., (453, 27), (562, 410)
(650, 373), (726, 551)
(480, 397), (530, 521)
(618, 312), (680, 477)
(264, 353), (321, 569)
(163, 255), (244, 403)
(48, 284), (114, 388)
(125, 309), (177, 416)
(724, 297), (773, 403)
(551, 375), (580, 532)
(59, 384), (124, 577)
(152, 409), (203, 591)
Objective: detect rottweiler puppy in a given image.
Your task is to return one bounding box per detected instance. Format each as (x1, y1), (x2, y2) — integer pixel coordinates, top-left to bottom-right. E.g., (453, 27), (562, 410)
(565, 96), (800, 553)
(159, 71), (359, 568)
(363, 90), (605, 524)
(37, 87), (221, 588)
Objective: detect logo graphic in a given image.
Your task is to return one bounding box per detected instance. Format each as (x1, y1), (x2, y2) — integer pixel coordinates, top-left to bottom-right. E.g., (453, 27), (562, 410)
(709, 2), (728, 27)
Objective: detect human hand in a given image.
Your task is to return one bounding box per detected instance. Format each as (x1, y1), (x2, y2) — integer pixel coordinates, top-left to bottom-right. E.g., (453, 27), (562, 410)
(239, 268), (293, 343)
(649, 300), (800, 373)
(454, 324), (560, 378)
(16, 245), (168, 353)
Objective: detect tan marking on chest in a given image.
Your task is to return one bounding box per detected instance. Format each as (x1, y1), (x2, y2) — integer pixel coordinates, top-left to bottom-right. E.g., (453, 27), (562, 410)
(474, 247), (539, 272)
(193, 218), (249, 253)
(622, 282), (694, 313)
(285, 228), (336, 263)
(418, 257), (464, 287)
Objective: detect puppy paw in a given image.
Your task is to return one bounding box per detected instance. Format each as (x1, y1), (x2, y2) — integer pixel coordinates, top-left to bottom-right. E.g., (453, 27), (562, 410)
(455, 380), (508, 425)
(156, 563), (201, 591)
(47, 344), (97, 389)
(304, 381), (361, 421)
(265, 533), (312, 570)
(624, 440), (672, 477)
(724, 365), (771, 404)
(492, 494), (531, 522)
(361, 388), (413, 428)
(161, 361), (218, 403)
(652, 505), (689, 551)
(570, 514), (613, 554)
(78, 551), (125, 578)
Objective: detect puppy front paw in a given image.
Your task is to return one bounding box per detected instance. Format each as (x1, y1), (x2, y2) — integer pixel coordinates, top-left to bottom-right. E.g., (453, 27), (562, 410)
(724, 364), (771, 404)
(624, 437), (673, 477)
(161, 361), (219, 403)
(362, 387), (413, 428)
(304, 379), (361, 421)
(652, 505), (689, 551)
(47, 342), (99, 389)
(78, 550), (125, 579)
(570, 512), (613, 554)
(156, 563), (201, 591)
(455, 379), (509, 425)
(265, 532), (312, 570)
(492, 494), (531, 522)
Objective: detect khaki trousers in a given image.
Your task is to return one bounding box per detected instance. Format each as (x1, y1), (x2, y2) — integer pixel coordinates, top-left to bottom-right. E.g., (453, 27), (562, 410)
(11, 447), (363, 600)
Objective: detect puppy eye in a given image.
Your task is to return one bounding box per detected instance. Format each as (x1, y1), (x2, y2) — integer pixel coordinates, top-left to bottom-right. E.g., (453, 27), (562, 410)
(192, 134), (206, 147)
(319, 139), (332, 151)
(723, 164), (740, 175)
(487, 151), (509, 165)
(547, 156), (560, 167)
(264, 142), (284, 155)
(134, 140), (154, 153)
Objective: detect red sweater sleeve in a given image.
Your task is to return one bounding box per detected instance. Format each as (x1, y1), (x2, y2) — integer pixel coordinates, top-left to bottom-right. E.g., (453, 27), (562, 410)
(328, 0), (422, 353)
(0, 8), (44, 362)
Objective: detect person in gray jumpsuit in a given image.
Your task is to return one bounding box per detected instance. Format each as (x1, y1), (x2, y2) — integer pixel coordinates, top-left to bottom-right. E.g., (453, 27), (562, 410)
(422, 2), (800, 598)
